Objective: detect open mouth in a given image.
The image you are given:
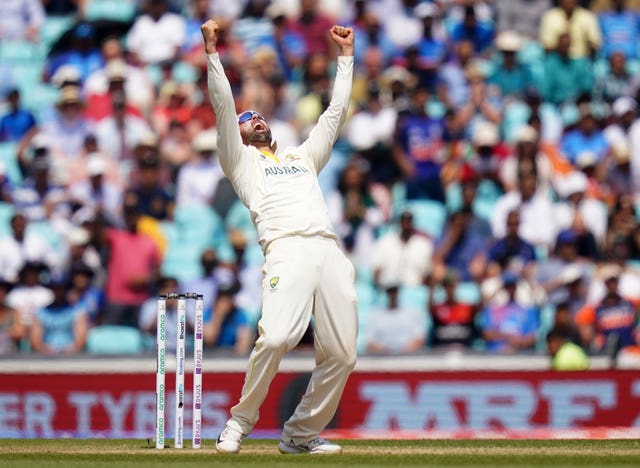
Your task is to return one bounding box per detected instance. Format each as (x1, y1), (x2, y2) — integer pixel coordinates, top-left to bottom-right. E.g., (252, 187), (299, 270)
(253, 122), (267, 133)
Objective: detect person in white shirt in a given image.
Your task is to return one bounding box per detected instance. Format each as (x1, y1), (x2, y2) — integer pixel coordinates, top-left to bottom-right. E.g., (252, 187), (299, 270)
(126, 0), (187, 65)
(202, 19), (356, 455)
(371, 211), (434, 287)
(175, 129), (225, 206)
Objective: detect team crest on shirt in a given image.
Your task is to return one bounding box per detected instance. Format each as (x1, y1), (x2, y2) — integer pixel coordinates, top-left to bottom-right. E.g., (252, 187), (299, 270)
(284, 154), (300, 162)
(269, 277), (279, 289)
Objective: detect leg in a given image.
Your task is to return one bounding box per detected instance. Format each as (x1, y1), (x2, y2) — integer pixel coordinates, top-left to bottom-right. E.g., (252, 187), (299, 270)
(226, 238), (322, 435)
(282, 241), (358, 445)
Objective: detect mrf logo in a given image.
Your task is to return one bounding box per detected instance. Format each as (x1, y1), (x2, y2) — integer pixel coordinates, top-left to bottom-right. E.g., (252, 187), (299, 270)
(269, 277), (279, 289)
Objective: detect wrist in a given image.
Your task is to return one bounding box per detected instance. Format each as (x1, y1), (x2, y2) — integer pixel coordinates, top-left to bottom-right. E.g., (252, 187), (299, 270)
(205, 44), (217, 54)
(339, 47), (354, 57)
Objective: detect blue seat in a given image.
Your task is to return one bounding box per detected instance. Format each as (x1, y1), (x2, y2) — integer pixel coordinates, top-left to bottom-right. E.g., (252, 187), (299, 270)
(85, 0), (136, 22)
(225, 199), (256, 241)
(455, 281), (481, 304)
(0, 202), (14, 238)
(173, 204), (224, 248)
(87, 325), (143, 354)
(0, 142), (22, 186)
(41, 15), (75, 48)
(401, 199), (447, 238)
(0, 40), (45, 64)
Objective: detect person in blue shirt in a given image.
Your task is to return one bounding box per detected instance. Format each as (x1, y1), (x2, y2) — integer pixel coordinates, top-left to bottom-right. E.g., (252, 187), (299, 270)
(450, 4), (495, 54)
(560, 103), (610, 164)
(598, 0), (640, 59)
(393, 85), (445, 201)
(0, 89), (36, 143)
(44, 23), (104, 83)
(30, 277), (88, 355)
(488, 210), (537, 273)
(203, 279), (252, 355)
(480, 271), (539, 353)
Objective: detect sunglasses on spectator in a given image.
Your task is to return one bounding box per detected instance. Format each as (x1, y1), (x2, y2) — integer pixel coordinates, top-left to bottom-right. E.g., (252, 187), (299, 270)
(238, 111), (265, 124)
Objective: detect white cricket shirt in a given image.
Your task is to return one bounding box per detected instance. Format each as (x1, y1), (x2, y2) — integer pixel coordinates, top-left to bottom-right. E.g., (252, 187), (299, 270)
(206, 53), (353, 253)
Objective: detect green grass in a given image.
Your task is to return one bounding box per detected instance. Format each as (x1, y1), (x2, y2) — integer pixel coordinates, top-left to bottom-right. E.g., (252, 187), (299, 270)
(1, 439), (639, 467)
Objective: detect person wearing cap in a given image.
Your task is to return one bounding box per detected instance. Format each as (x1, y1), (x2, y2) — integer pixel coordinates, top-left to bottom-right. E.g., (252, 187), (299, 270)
(0, 88), (36, 143)
(480, 270), (539, 353)
(202, 276), (252, 355)
(203, 20), (356, 454)
(366, 273), (427, 355)
(44, 22), (102, 83)
(560, 103), (609, 165)
(127, 0), (186, 65)
(413, 2), (447, 73)
(488, 30), (534, 100)
(606, 141), (633, 196)
(604, 96), (636, 150)
(175, 129), (225, 206)
(69, 153), (123, 223)
(37, 86), (93, 160)
(575, 264), (638, 354)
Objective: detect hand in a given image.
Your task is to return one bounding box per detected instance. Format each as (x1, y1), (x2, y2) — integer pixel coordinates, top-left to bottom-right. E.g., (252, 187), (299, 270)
(201, 19), (220, 54)
(329, 25), (354, 56)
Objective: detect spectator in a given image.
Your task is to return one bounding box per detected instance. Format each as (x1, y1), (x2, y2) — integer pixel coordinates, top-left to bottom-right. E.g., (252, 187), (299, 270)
(0, 0), (45, 41)
(226, 230), (262, 324)
(491, 168), (556, 250)
(86, 60), (145, 123)
(140, 276), (191, 352)
(366, 280), (427, 355)
(286, 0), (335, 57)
(500, 124), (553, 194)
(392, 85), (445, 201)
(69, 154), (123, 225)
(44, 23), (103, 83)
(126, 0), (187, 65)
(95, 89), (151, 162)
(265, 2), (307, 81)
(465, 122), (503, 190)
(450, 3), (495, 54)
(180, 248), (233, 314)
(0, 89), (36, 143)
(603, 96), (636, 155)
(327, 162), (384, 265)
(30, 277), (89, 355)
(0, 214), (58, 282)
(546, 327), (590, 370)
(0, 278), (24, 354)
(67, 263), (103, 327)
(489, 31), (535, 101)
(539, 0), (602, 58)
(429, 271), (479, 349)
(551, 301), (583, 343)
(37, 87), (94, 161)
(437, 39), (475, 110)
(542, 33), (593, 105)
(434, 209), (487, 282)
(560, 104), (610, 165)
(411, 2), (446, 90)
(495, 0), (551, 38)
(175, 130), (225, 207)
(575, 264), (638, 354)
(480, 271), (539, 353)
(487, 210), (537, 277)
(62, 226), (102, 279)
(607, 141), (633, 196)
(203, 279), (252, 355)
(594, 52), (633, 104)
(102, 204), (161, 327)
(129, 153), (174, 221)
(371, 211), (434, 288)
(598, 0), (640, 60)
(232, 0), (274, 57)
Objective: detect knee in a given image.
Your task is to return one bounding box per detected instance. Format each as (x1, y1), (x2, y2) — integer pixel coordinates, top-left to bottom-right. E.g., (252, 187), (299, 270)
(259, 332), (290, 354)
(334, 349), (357, 372)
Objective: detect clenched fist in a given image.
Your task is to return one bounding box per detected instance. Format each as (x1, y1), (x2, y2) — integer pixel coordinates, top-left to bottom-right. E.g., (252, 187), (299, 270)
(201, 19), (220, 54)
(329, 25), (354, 57)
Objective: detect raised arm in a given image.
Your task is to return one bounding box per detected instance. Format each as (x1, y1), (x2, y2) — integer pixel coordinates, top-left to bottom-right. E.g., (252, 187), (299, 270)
(201, 20), (245, 181)
(301, 26), (354, 174)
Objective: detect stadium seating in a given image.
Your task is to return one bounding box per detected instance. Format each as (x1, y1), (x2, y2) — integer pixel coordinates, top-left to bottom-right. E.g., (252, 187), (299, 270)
(0, 142), (22, 186)
(0, 202), (14, 238)
(401, 199), (447, 238)
(86, 325), (144, 354)
(84, 0), (137, 22)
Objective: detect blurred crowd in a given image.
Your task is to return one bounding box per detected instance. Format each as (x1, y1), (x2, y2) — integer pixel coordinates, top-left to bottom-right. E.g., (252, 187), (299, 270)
(0, 0), (640, 367)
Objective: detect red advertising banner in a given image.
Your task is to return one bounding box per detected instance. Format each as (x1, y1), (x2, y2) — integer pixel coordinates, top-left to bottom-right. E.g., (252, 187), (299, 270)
(1, 370), (639, 438)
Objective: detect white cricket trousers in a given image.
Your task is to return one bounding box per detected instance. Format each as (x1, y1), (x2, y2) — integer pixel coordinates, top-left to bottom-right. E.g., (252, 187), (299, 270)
(225, 235), (358, 444)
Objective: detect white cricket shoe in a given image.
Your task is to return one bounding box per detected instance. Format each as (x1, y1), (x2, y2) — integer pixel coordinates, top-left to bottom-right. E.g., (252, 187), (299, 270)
(215, 425), (246, 453)
(278, 437), (343, 454)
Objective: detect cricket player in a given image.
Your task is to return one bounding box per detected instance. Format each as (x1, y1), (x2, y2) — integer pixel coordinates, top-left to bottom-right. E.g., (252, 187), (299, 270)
(200, 20), (358, 454)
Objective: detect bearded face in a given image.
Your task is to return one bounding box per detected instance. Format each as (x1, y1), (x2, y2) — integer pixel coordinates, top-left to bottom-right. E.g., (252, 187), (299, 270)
(238, 111), (273, 146)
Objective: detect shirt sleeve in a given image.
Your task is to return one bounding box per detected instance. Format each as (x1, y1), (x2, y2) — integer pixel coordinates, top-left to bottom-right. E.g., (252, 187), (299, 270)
(206, 53), (248, 184)
(300, 56), (354, 174)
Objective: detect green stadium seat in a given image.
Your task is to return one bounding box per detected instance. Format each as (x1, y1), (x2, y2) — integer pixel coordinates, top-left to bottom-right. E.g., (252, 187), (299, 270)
(225, 199), (256, 241)
(173, 204), (224, 247)
(85, 0), (136, 22)
(41, 15), (75, 48)
(455, 281), (481, 304)
(0, 40), (45, 64)
(0, 202), (14, 238)
(87, 325), (144, 354)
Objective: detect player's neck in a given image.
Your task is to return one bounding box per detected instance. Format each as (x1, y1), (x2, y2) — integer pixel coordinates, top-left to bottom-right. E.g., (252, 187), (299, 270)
(252, 143), (276, 155)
